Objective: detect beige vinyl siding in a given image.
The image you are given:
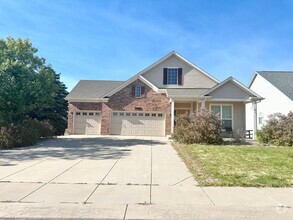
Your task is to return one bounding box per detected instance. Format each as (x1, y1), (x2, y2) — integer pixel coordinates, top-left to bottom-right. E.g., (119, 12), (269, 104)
(175, 103), (191, 109)
(206, 102), (246, 134)
(143, 55), (217, 88)
(209, 81), (251, 100)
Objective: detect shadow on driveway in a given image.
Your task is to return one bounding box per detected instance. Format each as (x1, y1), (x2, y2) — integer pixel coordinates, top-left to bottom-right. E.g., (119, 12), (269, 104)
(0, 137), (167, 164)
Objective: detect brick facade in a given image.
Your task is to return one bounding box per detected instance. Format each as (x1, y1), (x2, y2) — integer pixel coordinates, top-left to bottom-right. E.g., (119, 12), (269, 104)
(67, 79), (171, 136)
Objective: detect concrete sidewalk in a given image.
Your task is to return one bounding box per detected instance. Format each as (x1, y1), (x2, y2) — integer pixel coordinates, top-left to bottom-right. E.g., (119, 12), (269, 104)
(0, 203), (292, 219)
(0, 136), (292, 219)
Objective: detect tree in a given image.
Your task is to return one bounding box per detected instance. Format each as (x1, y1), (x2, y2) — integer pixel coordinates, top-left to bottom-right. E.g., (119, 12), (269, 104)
(0, 37), (68, 134)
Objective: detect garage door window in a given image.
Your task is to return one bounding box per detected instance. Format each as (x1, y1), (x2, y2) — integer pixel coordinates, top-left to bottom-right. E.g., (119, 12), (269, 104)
(76, 112), (81, 115)
(83, 112), (87, 115)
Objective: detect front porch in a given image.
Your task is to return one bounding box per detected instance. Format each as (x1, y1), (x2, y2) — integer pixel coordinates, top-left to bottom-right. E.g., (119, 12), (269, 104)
(170, 99), (250, 138)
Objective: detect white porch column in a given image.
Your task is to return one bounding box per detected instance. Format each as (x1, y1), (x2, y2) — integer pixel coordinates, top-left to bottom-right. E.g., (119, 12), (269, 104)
(190, 102), (194, 113)
(201, 98), (206, 109)
(253, 101), (257, 140)
(171, 98), (175, 133)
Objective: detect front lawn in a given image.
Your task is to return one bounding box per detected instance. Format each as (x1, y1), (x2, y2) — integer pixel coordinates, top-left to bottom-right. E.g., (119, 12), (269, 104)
(173, 143), (293, 187)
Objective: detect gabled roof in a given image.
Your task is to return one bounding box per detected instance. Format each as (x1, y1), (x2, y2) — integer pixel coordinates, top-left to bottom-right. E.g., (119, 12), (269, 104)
(166, 88), (209, 98)
(65, 80), (124, 101)
(203, 76), (263, 99)
(250, 71), (293, 101)
(102, 51), (219, 97)
(102, 75), (162, 97)
(138, 51), (220, 83)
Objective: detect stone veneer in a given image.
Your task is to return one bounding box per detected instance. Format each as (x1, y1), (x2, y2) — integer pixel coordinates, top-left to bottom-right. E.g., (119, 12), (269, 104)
(67, 79), (171, 135)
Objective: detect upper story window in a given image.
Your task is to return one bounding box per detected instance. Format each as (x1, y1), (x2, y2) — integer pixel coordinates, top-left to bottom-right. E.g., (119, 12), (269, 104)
(135, 85), (141, 98)
(132, 84), (145, 98)
(167, 68), (178, 84)
(163, 67), (182, 85)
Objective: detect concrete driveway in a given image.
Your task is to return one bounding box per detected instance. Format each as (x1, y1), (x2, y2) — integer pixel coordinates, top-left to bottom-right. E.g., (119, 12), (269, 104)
(0, 136), (292, 219)
(0, 135), (202, 205)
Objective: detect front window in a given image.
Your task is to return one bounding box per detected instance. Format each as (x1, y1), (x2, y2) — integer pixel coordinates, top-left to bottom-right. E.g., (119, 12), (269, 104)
(167, 68), (178, 85)
(135, 85), (141, 98)
(211, 105), (232, 130)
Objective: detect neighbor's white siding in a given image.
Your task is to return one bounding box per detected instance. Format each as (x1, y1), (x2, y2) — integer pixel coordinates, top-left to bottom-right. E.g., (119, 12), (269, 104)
(143, 54), (217, 89)
(246, 74), (293, 133)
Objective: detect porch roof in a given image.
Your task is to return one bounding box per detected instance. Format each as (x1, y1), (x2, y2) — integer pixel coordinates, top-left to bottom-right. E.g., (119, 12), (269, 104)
(166, 88), (209, 98)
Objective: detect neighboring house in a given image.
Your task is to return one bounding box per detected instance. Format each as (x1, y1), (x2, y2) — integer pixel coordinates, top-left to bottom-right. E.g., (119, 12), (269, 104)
(246, 71), (293, 135)
(65, 51), (262, 137)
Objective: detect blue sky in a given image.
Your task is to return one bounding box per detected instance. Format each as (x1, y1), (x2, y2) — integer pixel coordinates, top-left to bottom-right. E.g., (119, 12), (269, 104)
(1, 0), (293, 91)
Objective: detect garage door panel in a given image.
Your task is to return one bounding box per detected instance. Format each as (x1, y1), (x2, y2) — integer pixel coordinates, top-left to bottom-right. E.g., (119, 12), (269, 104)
(73, 111), (101, 135)
(110, 112), (165, 136)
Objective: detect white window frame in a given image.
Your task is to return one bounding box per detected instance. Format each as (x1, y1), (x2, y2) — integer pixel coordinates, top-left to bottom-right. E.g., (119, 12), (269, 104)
(167, 67), (178, 85)
(135, 85), (141, 98)
(210, 104), (233, 130)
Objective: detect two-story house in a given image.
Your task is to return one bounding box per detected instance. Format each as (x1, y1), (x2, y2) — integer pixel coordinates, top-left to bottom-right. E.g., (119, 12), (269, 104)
(66, 51), (262, 137)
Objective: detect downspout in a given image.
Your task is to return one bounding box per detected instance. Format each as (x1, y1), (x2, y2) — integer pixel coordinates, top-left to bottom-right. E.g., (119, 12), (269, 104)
(170, 98), (175, 133)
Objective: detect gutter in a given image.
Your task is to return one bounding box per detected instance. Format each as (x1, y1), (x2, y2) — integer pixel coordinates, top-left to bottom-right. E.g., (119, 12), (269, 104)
(66, 98), (109, 103)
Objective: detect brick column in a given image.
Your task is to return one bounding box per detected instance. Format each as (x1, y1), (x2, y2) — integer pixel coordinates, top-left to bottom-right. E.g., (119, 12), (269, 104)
(101, 103), (111, 135)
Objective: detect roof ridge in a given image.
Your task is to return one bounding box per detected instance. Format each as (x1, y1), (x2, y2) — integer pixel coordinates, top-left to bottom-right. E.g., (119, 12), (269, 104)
(79, 79), (125, 82)
(257, 71), (293, 73)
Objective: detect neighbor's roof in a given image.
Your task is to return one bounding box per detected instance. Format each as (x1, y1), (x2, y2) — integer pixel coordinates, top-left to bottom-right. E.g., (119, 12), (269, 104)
(66, 80), (124, 100)
(256, 71), (293, 100)
(166, 88), (210, 97)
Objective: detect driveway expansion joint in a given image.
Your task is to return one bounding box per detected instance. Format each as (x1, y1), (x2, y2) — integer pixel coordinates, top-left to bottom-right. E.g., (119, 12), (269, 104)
(17, 156), (89, 202)
(0, 159), (48, 181)
(84, 145), (130, 203)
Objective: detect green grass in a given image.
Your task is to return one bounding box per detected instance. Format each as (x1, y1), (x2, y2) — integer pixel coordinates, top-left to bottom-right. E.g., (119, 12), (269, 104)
(173, 143), (293, 187)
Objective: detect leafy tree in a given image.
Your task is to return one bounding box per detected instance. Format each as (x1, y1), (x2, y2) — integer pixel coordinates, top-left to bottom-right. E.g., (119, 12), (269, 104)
(0, 37), (68, 134)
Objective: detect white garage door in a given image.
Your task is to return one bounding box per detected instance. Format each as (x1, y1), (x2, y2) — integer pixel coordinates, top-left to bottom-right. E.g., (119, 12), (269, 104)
(110, 112), (165, 136)
(74, 111), (101, 135)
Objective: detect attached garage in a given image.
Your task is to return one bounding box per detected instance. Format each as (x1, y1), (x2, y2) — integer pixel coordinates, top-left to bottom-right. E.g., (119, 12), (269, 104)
(110, 112), (166, 136)
(73, 111), (101, 134)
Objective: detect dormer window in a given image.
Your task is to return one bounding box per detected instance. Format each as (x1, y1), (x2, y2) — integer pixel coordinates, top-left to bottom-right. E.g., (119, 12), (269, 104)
(167, 68), (178, 84)
(135, 85), (141, 98)
(163, 67), (182, 85)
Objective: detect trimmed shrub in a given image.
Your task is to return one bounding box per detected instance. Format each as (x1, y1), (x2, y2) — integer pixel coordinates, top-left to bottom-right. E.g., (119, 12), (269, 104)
(257, 111), (293, 146)
(172, 109), (223, 145)
(0, 120), (55, 149)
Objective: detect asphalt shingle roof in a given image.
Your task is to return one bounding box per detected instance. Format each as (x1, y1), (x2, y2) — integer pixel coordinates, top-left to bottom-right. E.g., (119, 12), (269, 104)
(166, 88), (209, 97)
(66, 80), (124, 100)
(257, 71), (293, 100)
